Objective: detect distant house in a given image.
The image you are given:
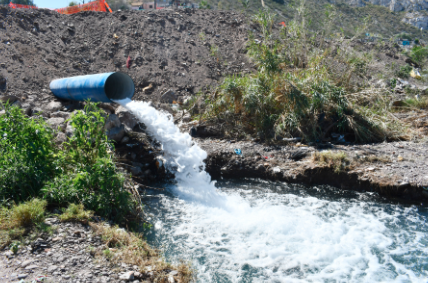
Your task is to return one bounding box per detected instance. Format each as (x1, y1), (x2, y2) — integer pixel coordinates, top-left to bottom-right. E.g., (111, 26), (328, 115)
(131, 2), (143, 10)
(143, 2), (155, 9)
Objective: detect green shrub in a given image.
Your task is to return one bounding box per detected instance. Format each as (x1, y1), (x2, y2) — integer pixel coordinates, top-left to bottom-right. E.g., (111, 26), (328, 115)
(0, 102), (135, 222)
(410, 46), (428, 64)
(395, 65), (412, 78)
(0, 103), (58, 202)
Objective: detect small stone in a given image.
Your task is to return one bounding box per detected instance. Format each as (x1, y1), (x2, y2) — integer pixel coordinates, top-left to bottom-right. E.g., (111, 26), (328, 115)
(21, 260), (33, 268)
(48, 265), (58, 272)
(121, 136), (130, 143)
(18, 274), (28, 279)
(168, 275), (175, 283)
(25, 264), (39, 270)
(119, 271), (134, 281)
(399, 181), (410, 188)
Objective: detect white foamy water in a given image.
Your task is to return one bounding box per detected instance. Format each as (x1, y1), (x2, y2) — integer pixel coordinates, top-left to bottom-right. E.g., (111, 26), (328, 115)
(117, 99), (428, 282)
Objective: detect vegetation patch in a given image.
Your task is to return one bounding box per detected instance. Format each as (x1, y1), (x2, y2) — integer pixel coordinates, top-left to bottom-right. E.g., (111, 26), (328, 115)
(59, 203), (94, 223)
(0, 199), (47, 250)
(311, 151), (349, 173)
(195, 9), (406, 143)
(90, 223), (195, 283)
(0, 102), (136, 223)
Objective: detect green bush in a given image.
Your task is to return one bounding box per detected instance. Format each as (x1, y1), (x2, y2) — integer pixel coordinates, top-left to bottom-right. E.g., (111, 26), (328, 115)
(395, 65), (412, 78)
(410, 46), (428, 64)
(0, 102), (135, 222)
(0, 104), (58, 202)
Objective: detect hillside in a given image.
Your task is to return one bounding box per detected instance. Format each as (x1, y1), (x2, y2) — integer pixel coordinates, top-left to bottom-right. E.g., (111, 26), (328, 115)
(200, 0), (428, 41)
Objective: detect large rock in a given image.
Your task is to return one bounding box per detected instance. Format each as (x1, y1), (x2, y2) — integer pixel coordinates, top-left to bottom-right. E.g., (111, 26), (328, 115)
(46, 117), (66, 132)
(65, 121), (75, 137)
(106, 125), (125, 142)
(116, 106), (138, 131)
(104, 114), (121, 131)
(44, 101), (62, 112)
(50, 111), (71, 120)
(55, 132), (67, 145)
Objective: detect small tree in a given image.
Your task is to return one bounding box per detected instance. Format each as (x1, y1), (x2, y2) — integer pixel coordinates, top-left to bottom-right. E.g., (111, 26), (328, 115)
(69, 1), (78, 6)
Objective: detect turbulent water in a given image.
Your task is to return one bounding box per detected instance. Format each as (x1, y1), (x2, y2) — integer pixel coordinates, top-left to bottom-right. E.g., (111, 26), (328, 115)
(117, 99), (428, 282)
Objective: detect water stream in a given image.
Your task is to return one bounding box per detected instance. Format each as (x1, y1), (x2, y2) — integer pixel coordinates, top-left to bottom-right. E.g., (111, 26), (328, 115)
(116, 99), (428, 282)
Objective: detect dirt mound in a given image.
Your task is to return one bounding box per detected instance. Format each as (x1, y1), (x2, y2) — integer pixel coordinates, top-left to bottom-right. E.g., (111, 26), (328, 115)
(0, 7), (252, 102)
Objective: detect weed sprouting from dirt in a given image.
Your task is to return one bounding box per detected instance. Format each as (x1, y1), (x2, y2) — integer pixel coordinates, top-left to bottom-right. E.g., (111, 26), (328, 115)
(312, 151), (349, 173)
(0, 199), (47, 249)
(90, 223), (196, 283)
(59, 203), (94, 223)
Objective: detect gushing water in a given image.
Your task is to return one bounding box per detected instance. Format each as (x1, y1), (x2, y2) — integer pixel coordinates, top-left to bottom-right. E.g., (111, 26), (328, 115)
(116, 98), (428, 282)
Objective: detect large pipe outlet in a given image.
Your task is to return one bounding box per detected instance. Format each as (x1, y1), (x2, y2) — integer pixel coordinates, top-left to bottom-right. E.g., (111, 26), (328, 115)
(49, 72), (135, 103)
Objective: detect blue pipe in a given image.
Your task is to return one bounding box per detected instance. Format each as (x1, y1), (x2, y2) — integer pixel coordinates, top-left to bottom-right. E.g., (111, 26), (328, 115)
(49, 72), (135, 103)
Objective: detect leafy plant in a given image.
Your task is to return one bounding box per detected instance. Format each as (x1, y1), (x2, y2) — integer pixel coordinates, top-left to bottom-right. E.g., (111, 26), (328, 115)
(0, 103), (57, 202)
(0, 102), (135, 222)
(199, 0), (211, 9)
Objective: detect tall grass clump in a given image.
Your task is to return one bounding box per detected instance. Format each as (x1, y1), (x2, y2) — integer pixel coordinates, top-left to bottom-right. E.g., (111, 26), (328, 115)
(202, 8), (404, 142)
(0, 102), (136, 222)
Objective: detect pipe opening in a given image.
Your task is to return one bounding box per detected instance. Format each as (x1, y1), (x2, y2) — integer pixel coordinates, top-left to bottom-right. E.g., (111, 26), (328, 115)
(104, 72), (135, 101)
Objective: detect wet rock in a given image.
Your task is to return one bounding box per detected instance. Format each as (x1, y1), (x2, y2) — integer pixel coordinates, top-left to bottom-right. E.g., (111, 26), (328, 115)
(47, 117), (66, 132)
(107, 125), (125, 142)
(98, 102), (116, 114)
(116, 106), (138, 131)
(104, 114), (121, 131)
(121, 136), (130, 144)
(161, 89), (177, 103)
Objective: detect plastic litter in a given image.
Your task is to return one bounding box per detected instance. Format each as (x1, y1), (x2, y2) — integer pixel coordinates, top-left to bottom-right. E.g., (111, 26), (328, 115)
(32, 275), (48, 282)
(126, 56), (132, 69)
(410, 69), (421, 79)
(234, 149), (242, 155)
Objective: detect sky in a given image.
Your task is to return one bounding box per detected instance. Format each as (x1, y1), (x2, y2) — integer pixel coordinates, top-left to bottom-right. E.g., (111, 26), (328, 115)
(34, 0), (82, 9)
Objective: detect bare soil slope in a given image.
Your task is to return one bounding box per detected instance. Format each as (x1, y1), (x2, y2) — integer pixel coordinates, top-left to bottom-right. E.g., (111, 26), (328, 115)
(0, 7), (252, 101)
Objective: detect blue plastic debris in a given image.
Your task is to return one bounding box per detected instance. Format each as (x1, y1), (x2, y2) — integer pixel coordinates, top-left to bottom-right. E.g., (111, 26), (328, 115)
(234, 149), (242, 155)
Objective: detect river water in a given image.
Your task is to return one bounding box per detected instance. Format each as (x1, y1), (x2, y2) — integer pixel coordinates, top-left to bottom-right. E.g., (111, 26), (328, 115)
(116, 98), (428, 282)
